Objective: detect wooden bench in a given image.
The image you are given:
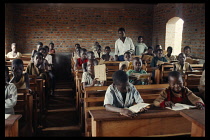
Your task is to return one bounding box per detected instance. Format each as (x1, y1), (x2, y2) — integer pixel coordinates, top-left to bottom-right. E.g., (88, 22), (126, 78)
(183, 71), (203, 91)
(160, 64), (174, 84)
(5, 114), (22, 137)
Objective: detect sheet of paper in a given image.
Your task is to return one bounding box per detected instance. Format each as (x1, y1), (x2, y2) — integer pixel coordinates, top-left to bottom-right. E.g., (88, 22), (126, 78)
(156, 60), (165, 66)
(98, 58), (105, 65)
(94, 64), (106, 81)
(165, 103), (196, 111)
(5, 114), (11, 119)
(128, 103), (150, 113)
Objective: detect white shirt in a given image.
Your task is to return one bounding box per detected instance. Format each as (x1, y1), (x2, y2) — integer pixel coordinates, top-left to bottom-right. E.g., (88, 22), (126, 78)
(5, 83), (17, 114)
(45, 54), (52, 70)
(135, 43), (148, 55)
(115, 37), (135, 56)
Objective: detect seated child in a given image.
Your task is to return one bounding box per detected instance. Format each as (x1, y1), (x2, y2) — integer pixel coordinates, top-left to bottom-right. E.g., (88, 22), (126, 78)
(183, 46), (193, 58)
(164, 46), (177, 62)
(93, 45), (102, 59)
(142, 46), (155, 57)
(153, 45), (162, 56)
(153, 71), (205, 109)
(49, 42), (55, 54)
(150, 49), (168, 69)
(6, 43), (22, 59)
(38, 47), (50, 70)
(119, 51), (133, 71)
(31, 42), (43, 62)
(5, 66), (18, 114)
(173, 53), (193, 74)
(74, 48), (88, 70)
(126, 57), (147, 85)
(9, 59), (30, 90)
(102, 46), (114, 61)
(81, 59), (105, 88)
(104, 70), (147, 118)
(72, 44), (81, 62)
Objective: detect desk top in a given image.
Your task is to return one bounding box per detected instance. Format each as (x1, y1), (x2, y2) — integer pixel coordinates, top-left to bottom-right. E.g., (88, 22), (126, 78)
(180, 110), (205, 129)
(5, 114), (22, 127)
(89, 107), (186, 121)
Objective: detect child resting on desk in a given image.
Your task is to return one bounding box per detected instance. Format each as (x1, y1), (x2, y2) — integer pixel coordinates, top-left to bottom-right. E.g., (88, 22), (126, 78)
(5, 66), (17, 114)
(126, 57), (147, 85)
(119, 51), (133, 71)
(153, 71), (204, 109)
(104, 70), (148, 118)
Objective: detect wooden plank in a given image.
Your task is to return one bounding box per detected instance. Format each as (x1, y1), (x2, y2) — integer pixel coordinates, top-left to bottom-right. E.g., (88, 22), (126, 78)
(5, 115), (22, 137)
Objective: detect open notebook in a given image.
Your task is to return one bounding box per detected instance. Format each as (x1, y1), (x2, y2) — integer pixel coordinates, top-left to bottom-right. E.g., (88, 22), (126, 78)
(125, 103), (150, 113)
(5, 114), (11, 119)
(165, 103), (196, 111)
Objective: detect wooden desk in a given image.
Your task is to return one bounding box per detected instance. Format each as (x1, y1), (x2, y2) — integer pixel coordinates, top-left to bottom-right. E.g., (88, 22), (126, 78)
(90, 108), (191, 137)
(5, 115), (22, 137)
(180, 110), (205, 137)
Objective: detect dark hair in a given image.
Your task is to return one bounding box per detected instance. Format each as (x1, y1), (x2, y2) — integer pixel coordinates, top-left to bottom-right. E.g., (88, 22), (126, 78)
(87, 51), (94, 56)
(5, 66), (9, 72)
(157, 49), (163, 53)
(167, 46), (173, 51)
(80, 48), (87, 53)
(148, 46), (153, 50)
(168, 71), (182, 79)
(38, 47), (46, 52)
(124, 51), (131, 55)
(34, 52), (43, 58)
(49, 42), (54, 45)
(37, 42), (43, 46)
(96, 45), (101, 49)
(75, 43), (80, 47)
(44, 45), (49, 50)
(133, 57), (141, 62)
(138, 36), (143, 40)
(155, 45), (161, 49)
(105, 46), (110, 50)
(118, 27), (125, 32)
(178, 53), (185, 58)
(12, 59), (23, 66)
(76, 46), (81, 50)
(184, 46), (191, 51)
(112, 70), (128, 85)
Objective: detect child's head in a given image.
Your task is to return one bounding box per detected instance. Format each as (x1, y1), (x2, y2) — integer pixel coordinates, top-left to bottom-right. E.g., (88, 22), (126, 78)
(87, 51), (95, 60)
(113, 70), (128, 93)
(124, 51), (132, 61)
(167, 46), (173, 55)
(34, 52), (43, 66)
(156, 49), (163, 58)
(80, 48), (87, 59)
(183, 46), (191, 56)
(37, 42), (43, 50)
(138, 36), (143, 43)
(12, 59), (24, 78)
(94, 42), (99, 46)
(118, 27), (126, 38)
(75, 43), (80, 48)
(5, 66), (10, 84)
(168, 71), (183, 93)
(86, 59), (98, 74)
(177, 53), (186, 64)
(11, 43), (16, 52)
(44, 45), (50, 54)
(155, 45), (162, 51)
(96, 45), (102, 53)
(38, 47), (47, 58)
(133, 57), (142, 71)
(104, 46), (111, 54)
(49, 42), (54, 50)
(147, 46), (153, 54)
(75, 46), (81, 56)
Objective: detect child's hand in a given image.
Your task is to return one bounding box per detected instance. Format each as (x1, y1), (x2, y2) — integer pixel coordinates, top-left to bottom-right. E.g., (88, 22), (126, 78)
(164, 101), (175, 108)
(195, 102), (205, 110)
(92, 78), (99, 85)
(139, 107), (148, 113)
(120, 108), (137, 118)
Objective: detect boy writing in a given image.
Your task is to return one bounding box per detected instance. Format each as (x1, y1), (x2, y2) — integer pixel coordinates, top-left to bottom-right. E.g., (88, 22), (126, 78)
(5, 66), (18, 114)
(153, 71), (204, 109)
(104, 70), (147, 118)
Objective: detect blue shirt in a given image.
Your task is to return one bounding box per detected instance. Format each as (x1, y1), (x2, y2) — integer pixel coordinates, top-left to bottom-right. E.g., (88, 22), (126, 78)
(150, 56), (168, 67)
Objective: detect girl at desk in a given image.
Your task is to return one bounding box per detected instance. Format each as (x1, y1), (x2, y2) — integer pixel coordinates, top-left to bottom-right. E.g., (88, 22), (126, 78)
(153, 71), (204, 109)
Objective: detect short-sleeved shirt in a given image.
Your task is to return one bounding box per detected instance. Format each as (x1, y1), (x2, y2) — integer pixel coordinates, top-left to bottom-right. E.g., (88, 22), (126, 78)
(126, 69), (147, 84)
(77, 58), (88, 67)
(115, 37), (135, 56)
(104, 83), (144, 108)
(150, 56), (168, 67)
(135, 43), (148, 55)
(174, 62), (191, 74)
(6, 52), (22, 58)
(5, 83), (17, 114)
(81, 72), (102, 86)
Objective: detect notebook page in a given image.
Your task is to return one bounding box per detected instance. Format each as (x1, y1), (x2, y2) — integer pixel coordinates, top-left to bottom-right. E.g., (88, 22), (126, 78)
(128, 103), (150, 113)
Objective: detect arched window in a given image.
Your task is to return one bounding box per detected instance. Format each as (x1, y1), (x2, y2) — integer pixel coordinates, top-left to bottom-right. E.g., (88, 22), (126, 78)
(165, 17), (184, 55)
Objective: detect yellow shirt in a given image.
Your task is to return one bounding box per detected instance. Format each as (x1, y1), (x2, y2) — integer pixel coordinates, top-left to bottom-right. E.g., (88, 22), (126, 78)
(174, 62), (191, 74)
(119, 61), (133, 71)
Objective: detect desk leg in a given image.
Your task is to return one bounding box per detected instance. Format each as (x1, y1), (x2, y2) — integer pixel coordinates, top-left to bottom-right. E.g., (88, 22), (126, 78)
(5, 121), (19, 137)
(191, 122), (205, 137)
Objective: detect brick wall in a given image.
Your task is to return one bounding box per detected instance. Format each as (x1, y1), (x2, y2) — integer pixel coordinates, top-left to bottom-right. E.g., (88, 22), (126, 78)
(152, 3), (205, 59)
(5, 4), (15, 54)
(10, 4), (154, 53)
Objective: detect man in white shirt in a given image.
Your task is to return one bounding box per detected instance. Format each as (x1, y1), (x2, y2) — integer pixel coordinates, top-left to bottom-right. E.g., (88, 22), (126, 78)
(115, 28), (135, 61)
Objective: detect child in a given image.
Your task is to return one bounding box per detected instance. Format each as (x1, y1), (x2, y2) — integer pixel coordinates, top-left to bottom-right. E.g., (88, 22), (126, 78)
(9, 59), (30, 89)
(49, 42), (55, 54)
(72, 44), (81, 62)
(81, 59), (104, 87)
(93, 45), (102, 59)
(135, 36), (148, 56)
(102, 46), (114, 61)
(164, 46), (177, 62)
(153, 71), (205, 109)
(142, 46), (155, 56)
(173, 53), (193, 74)
(153, 45), (162, 56)
(91, 42), (100, 51)
(126, 57), (147, 85)
(31, 42), (43, 62)
(38, 47), (50, 70)
(150, 49), (168, 69)
(74, 48), (88, 70)
(183, 46), (193, 58)
(5, 66), (18, 114)
(6, 43), (22, 59)
(104, 70), (147, 118)
(119, 51), (133, 71)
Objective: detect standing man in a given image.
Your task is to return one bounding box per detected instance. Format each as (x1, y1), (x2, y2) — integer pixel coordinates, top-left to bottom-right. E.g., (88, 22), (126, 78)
(115, 28), (135, 61)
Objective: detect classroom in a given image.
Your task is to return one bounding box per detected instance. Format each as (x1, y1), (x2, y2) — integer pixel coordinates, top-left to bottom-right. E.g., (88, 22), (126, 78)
(5, 3), (205, 137)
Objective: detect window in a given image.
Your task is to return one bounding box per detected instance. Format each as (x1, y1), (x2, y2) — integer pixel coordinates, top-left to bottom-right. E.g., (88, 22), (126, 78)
(165, 17), (184, 55)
